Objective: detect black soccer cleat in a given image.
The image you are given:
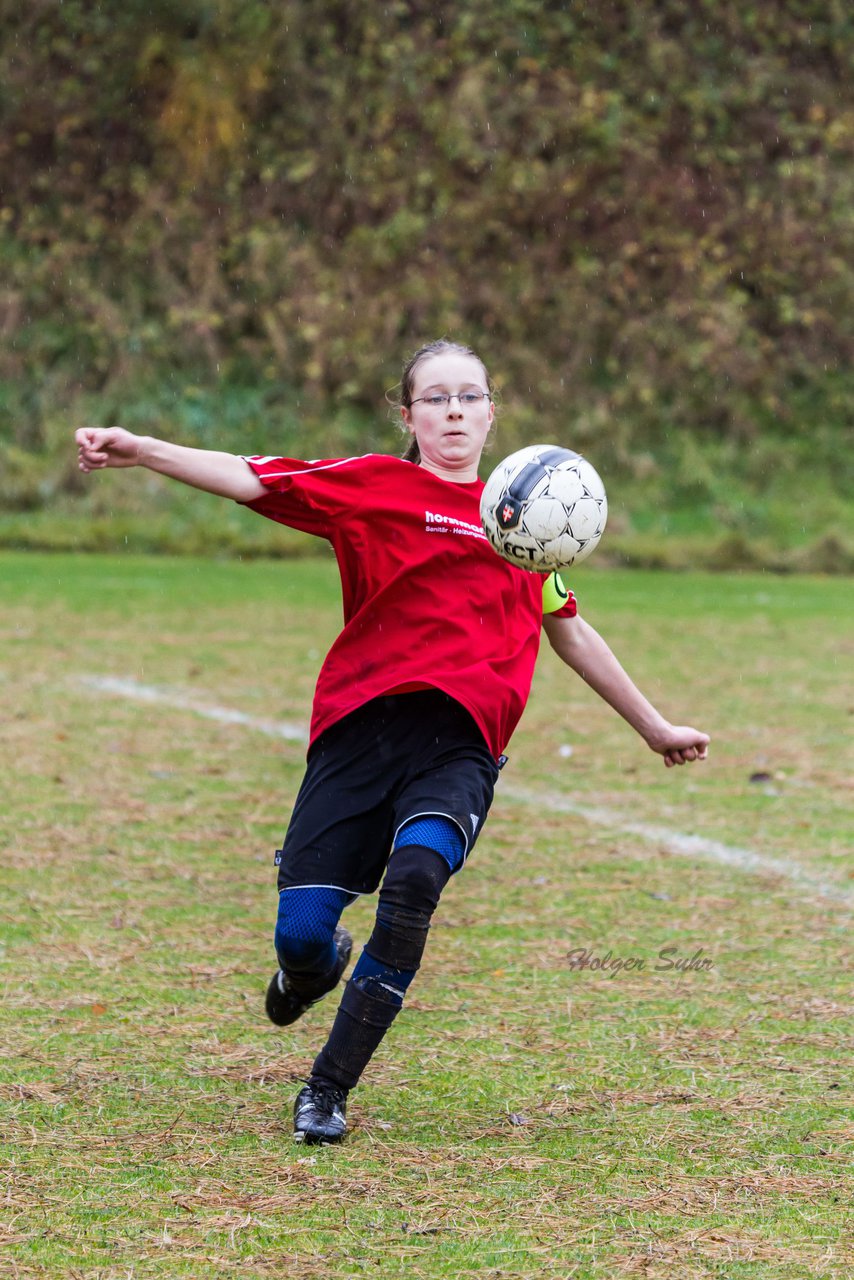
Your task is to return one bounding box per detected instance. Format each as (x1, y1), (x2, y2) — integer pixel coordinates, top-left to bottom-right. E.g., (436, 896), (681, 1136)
(293, 1077), (348, 1144)
(265, 925), (353, 1027)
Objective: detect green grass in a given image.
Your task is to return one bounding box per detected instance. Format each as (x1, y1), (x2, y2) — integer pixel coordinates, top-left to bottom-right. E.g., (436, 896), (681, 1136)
(1, 554), (852, 1278)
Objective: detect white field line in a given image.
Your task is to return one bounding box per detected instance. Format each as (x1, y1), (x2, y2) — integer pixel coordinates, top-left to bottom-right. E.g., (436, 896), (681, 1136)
(76, 675), (309, 742)
(498, 784), (852, 907)
(76, 675), (851, 907)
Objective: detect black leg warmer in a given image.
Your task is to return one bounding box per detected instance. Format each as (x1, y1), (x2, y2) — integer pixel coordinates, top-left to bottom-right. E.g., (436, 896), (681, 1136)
(310, 845), (451, 1091)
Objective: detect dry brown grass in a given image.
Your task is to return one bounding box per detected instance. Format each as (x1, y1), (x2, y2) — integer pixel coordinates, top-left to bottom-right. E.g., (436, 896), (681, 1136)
(2, 557), (852, 1278)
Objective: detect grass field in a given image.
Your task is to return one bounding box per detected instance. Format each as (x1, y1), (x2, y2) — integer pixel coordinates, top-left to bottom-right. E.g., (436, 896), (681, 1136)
(1, 552), (851, 1279)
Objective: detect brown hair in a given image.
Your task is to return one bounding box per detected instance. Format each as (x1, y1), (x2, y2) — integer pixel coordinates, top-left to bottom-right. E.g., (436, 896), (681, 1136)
(395, 339), (493, 464)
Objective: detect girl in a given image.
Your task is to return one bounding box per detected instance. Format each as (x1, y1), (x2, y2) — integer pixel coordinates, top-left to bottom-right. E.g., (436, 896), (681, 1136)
(76, 339), (709, 1144)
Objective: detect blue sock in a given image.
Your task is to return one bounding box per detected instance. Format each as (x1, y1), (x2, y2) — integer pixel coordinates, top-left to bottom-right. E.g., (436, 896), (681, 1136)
(349, 947), (415, 1008)
(275, 885), (352, 978)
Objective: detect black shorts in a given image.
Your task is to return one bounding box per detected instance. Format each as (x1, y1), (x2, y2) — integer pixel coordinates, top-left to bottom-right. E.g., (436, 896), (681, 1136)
(275, 690), (500, 895)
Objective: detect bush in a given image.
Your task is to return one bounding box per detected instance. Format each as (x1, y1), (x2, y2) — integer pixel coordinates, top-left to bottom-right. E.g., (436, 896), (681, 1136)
(1, 1), (851, 562)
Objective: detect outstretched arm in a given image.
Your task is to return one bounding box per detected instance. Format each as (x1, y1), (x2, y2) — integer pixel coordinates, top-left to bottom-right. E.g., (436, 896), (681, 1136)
(75, 428), (266, 503)
(542, 611), (710, 768)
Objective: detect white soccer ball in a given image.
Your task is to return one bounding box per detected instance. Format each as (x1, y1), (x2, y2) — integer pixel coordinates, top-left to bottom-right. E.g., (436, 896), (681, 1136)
(480, 445), (608, 571)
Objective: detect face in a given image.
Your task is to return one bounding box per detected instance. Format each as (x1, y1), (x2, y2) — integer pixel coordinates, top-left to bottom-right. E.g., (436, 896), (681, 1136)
(401, 352), (495, 480)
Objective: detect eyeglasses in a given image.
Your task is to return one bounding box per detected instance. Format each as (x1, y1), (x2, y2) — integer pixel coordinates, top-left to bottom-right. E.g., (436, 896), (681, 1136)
(410, 391), (491, 408)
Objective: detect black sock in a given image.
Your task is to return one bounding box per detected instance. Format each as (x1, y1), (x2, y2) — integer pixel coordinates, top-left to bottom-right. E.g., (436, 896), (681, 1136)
(310, 844), (450, 1091)
(311, 978), (402, 1092)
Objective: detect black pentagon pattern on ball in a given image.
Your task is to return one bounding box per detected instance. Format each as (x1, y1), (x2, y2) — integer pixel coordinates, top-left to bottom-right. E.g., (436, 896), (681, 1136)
(491, 446), (580, 531)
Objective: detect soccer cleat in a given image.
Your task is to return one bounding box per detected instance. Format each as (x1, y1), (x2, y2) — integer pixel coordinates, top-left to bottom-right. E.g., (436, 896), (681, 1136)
(293, 1077), (348, 1144)
(265, 925), (353, 1027)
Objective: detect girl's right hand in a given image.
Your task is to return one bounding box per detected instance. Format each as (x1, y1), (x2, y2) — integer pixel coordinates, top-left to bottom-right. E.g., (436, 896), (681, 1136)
(76, 427), (145, 472)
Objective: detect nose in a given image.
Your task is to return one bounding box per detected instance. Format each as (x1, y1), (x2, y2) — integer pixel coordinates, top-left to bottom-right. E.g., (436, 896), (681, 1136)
(446, 394), (464, 418)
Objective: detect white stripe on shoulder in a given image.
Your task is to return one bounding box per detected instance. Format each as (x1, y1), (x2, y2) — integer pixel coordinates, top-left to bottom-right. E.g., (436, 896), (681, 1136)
(241, 453), (376, 479)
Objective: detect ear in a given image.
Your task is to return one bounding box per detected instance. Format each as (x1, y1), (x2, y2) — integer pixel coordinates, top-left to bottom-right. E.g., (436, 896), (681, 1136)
(400, 406), (413, 431)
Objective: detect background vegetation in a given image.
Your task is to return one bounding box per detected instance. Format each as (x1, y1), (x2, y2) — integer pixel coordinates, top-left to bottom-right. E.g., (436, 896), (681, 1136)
(1, 0), (851, 566)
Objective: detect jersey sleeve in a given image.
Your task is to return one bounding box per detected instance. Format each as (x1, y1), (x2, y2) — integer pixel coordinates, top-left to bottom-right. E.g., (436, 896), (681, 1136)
(542, 571), (578, 618)
(239, 454), (368, 538)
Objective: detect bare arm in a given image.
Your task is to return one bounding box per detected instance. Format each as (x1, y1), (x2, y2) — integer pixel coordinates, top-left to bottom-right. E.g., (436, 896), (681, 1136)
(75, 427), (266, 503)
(542, 611), (710, 768)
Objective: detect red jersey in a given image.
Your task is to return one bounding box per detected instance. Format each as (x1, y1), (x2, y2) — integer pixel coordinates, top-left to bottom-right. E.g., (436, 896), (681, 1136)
(241, 454), (577, 758)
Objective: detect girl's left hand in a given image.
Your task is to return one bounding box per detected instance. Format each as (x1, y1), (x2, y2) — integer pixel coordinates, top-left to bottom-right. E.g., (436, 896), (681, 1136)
(651, 725), (711, 767)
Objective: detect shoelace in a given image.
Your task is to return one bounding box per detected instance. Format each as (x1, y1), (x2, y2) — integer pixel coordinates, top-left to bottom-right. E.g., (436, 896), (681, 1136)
(302, 1079), (346, 1111)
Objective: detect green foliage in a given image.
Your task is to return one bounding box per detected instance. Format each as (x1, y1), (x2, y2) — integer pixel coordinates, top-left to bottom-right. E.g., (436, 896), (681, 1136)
(0, 0), (852, 556)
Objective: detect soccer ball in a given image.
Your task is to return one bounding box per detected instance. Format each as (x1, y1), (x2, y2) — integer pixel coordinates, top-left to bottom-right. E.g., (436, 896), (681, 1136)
(480, 445), (608, 571)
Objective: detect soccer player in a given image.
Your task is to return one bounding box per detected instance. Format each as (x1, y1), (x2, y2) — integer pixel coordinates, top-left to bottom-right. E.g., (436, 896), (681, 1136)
(75, 339), (709, 1144)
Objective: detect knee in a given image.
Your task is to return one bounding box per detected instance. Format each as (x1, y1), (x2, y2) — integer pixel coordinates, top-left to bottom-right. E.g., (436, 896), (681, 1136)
(274, 926), (331, 972)
(394, 814), (466, 875)
(380, 841), (453, 917)
(274, 885), (348, 972)
(368, 844), (452, 972)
